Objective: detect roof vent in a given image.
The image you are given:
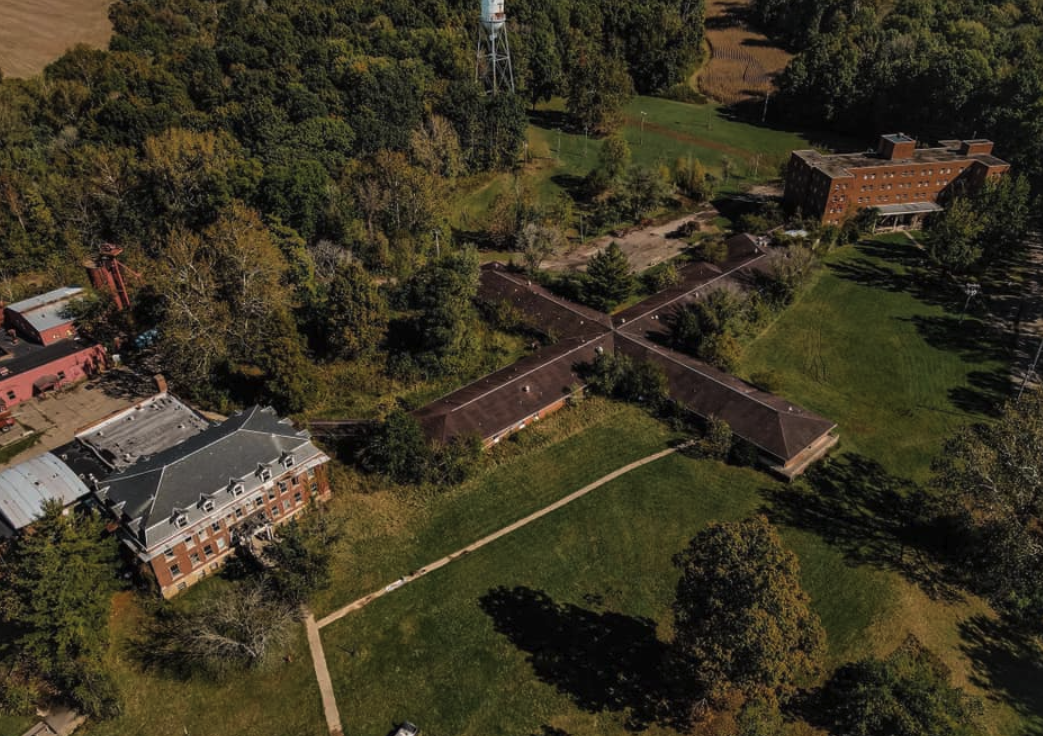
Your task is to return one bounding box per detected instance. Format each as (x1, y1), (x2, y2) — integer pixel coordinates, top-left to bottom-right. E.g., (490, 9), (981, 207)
(522, 385), (531, 392)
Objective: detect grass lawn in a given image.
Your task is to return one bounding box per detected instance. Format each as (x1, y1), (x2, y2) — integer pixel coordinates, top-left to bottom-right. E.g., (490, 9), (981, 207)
(743, 235), (1009, 482)
(316, 236), (1037, 736)
(0, 714), (35, 734)
(79, 236), (1040, 736)
(452, 95), (810, 229)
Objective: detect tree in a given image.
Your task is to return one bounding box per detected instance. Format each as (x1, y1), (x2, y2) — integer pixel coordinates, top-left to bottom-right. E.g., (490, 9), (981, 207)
(515, 222), (564, 273)
(760, 245), (817, 306)
(674, 157), (713, 201)
(0, 502), (121, 717)
(323, 260), (388, 360)
(672, 516), (826, 702)
(410, 115), (463, 180)
(971, 174), (1034, 263)
(700, 416), (734, 460)
(925, 198), (985, 273)
(566, 46), (635, 135)
(585, 242), (634, 311)
(621, 165), (671, 221)
(264, 518), (340, 606)
(362, 409), (433, 484)
(823, 636), (986, 736)
(933, 392), (1043, 626)
(403, 247), (482, 376)
(671, 287), (750, 369)
(587, 134), (631, 194)
(147, 581), (297, 677)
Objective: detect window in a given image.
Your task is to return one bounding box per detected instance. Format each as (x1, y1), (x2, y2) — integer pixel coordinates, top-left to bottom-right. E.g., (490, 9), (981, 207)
(283, 454), (295, 469)
(198, 527), (208, 540)
(307, 467), (316, 479)
(5, 391), (14, 401)
(176, 515), (188, 528)
(202, 499), (215, 512)
(164, 548), (175, 559)
(190, 553), (200, 566)
(278, 480), (288, 494)
(283, 499), (292, 512)
(57, 371), (66, 380)
(170, 564), (182, 578)
(259, 466), (272, 482)
(234, 507), (244, 518)
(311, 482), (319, 493)
(232, 483), (245, 497)
(217, 537), (227, 550)
(254, 497), (264, 508)
(204, 544), (214, 558)
(184, 535), (193, 546)
(294, 492), (303, 504)
(211, 521), (221, 532)
(268, 488), (277, 500)
(272, 506), (281, 517)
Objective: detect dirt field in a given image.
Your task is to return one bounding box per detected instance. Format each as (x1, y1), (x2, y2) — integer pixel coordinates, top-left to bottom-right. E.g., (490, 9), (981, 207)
(698, 0), (791, 106)
(541, 207), (720, 273)
(0, 0), (113, 79)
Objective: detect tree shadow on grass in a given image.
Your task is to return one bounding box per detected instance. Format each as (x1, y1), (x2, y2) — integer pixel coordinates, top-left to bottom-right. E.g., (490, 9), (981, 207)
(762, 454), (964, 603)
(479, 586), (692, 731)
(959, 614), (1043, 734)
(948, 369), (1011, 418)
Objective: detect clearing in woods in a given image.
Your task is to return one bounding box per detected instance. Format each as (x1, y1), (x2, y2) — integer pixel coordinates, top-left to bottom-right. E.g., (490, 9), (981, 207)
(697, 0), (792, 105)
(0, 0), (113, 78)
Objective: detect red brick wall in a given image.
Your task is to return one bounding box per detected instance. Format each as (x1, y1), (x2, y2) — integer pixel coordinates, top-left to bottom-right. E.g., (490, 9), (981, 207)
(0, 343), (106, 409)
(151, 462), (333, 596)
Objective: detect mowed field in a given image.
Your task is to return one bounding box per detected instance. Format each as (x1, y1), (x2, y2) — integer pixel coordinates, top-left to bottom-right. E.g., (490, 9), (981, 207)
(453, 95), (808, 229)
(0, 0), (112, 78)
(698, 0), (792, 105)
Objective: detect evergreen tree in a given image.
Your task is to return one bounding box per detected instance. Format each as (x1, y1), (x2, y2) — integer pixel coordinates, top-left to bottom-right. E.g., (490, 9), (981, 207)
(0, 502), (121, 717)
(585, 242), (634, 311)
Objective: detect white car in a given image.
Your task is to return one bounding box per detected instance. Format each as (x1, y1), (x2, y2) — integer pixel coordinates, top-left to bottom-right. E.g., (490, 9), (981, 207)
(393, 723), (419, 736)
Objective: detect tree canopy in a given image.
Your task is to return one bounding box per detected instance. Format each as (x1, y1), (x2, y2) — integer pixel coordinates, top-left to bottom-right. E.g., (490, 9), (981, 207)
(672, 516), (826, 703)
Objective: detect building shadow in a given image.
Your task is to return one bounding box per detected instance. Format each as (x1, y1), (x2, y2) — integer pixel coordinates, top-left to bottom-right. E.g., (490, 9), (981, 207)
(479, 586), (693, 731)
(762, 454), (963, 602)
(958, 614), (1043, 734)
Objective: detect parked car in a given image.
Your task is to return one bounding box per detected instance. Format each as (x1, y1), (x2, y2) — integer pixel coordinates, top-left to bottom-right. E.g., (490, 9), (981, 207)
(392, 723), (419, 736)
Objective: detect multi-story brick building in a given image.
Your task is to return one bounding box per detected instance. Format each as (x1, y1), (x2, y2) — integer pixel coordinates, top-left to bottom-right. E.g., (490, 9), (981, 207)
(94, 406), (331, 597)
(784, 134), (1010, 230)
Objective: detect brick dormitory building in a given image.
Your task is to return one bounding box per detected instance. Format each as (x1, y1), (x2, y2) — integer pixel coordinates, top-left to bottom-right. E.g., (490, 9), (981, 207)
(784, 133), (1010, 230)
(93, 405), (331, 597)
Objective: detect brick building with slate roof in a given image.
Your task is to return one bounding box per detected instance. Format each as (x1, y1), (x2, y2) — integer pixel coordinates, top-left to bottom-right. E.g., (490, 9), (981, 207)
(412, 248), (837, 479)
(95, 405), (331, 597)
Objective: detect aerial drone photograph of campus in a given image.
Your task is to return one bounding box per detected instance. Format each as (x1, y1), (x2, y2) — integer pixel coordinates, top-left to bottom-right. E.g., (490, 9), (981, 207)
(0, 0), (1042, 734)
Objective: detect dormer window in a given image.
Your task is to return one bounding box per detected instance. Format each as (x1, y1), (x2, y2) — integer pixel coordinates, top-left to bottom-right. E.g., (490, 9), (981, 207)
(202, 499), (215, 513)
(259, 466), (272, 482)
(175, 514), (189, 528)
(231, 482), (245, 497)
(282, 454), (296, 469)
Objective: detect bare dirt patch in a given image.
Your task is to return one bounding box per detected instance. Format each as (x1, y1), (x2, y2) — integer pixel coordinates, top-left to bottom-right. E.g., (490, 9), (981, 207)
(698, 0), (791, 106)
(0, 0), (113, 79)
(541, 206), (721, 273)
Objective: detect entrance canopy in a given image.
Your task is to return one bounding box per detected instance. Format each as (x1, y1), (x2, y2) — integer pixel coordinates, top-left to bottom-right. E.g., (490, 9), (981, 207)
(874, 202), (943, 216)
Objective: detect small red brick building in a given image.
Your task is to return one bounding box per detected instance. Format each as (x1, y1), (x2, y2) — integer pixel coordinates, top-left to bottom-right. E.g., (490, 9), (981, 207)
(0, 287), (106, 410)
(784, 134), (1010, 229)
(93, 406), (332, 597)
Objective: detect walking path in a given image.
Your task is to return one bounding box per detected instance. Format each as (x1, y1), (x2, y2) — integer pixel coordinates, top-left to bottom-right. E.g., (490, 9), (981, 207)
(304, 612), (343, 736)
(303, 446), (678, 734)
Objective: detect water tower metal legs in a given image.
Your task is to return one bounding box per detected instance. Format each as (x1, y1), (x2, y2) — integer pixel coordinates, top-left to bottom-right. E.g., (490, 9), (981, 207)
(476, 25), (515, 95)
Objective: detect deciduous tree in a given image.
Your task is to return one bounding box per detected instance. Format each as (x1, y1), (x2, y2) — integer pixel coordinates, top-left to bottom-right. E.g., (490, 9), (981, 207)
(672, 516), (825, 702)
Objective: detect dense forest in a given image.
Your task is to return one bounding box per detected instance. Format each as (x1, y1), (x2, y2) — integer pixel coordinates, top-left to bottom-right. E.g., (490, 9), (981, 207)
(0, 0), (703, 410)
(751, 0), (1043, 182)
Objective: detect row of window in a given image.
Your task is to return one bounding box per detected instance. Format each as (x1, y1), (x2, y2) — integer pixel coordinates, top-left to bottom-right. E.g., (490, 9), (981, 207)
(173, 467), (317, 528)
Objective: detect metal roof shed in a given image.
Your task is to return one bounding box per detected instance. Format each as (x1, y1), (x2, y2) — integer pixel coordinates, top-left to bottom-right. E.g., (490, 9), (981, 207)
(0, 452), (90, 531)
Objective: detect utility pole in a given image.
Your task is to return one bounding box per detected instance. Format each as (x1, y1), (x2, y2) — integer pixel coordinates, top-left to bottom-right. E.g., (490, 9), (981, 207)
(583, 125), (590, 159)
(762, 92), (770, 123)
(1019, 334), (1043, 402)
(640, 111), (648, 146)
(432, 229), (441, 259)
(556, 128), (561, 160)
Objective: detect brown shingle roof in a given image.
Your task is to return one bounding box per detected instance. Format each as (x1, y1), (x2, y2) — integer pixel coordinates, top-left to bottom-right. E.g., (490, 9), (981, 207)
(615, 334), (836, 462)
(413, 333), (614, 444)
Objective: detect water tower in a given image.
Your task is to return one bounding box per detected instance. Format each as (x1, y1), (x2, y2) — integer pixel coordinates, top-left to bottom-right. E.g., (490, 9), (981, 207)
(476, 0), (514, 95)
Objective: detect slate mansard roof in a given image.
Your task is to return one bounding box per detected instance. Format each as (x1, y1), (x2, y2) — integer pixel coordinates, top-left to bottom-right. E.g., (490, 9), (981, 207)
(96, 406), (328, 551)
